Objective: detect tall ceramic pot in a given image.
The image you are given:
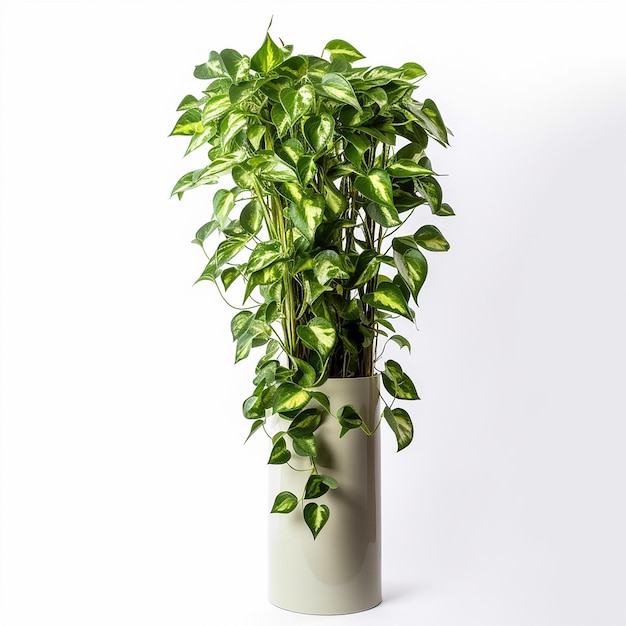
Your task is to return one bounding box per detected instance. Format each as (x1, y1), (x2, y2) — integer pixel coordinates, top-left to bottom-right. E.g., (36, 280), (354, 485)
(268, 375), (381, 615)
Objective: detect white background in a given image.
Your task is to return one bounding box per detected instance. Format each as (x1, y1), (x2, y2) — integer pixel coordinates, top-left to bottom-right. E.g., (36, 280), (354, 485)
(2, 1), (626, 624)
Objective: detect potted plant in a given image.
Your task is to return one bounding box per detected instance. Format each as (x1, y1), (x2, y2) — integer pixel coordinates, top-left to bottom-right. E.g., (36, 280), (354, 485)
(170, 30), (454, 615)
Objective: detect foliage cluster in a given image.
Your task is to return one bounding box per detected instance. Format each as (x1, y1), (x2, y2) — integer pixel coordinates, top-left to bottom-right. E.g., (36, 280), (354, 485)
(171, 32), (453, 537)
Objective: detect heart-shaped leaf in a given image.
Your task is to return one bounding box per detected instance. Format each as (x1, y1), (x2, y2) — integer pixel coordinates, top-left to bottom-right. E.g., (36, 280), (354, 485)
(288, 195), (324, 241)
(280, 84), (315, 123)
(304, 113), (335, 153)
(272, 383), (311, 414)
(414, 225), (450, 252)
(382, 360), (419, 400)
(271, 491), (298, 513)
(304, 474), (339, 499)
(304, 503), (330, 539)
(362, 282), (413, 319)
(355, 169), (395, 208)
(383, 406), (414, 451)
(318, 73), (362, 110)
(250, 32), (285, 74)
(296, 317), (337, 362)
(268, 437), (291, 465)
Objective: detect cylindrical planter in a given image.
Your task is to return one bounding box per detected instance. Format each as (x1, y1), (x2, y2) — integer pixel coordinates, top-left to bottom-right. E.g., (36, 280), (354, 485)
(268, 375), (381, 615)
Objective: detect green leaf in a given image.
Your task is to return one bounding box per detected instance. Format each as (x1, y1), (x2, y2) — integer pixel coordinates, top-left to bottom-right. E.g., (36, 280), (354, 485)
(273, 383), (311, 414)
(318, 73), (362, 110)
(351, 250), (381, 288)
(220, 48), (250, 82)
(245, 419), (265, 443)
(251, 32), (285, 74)
(254, 156), (299, 183)
(220, 111), (247, 149)
(289, 431), (317, 457)
(271, 491), (298, 513)
(185, 124), (217, 156)
(421, 98), (449, 144)
(387, 159), (436, 178)
(288, 195), (324, 242)
(313, 250), (349, 285)
(276, 55), (309, 80)
(389, 334), (411, 352)
(289, 409), (322, 433)
(231, 310), (253, 340)
(304, 113), (335, 153)
(194, 51), (227, 79)
(435, 202), (455, 217)
(401, 62), (427, 79)
(221, 266), (240, 290)
(382, 360), (419, 400)
(280, 84), (315, 123)
(268, 437), (291, 465)
(243, 393), (265, 419)
(244, 261), (286, 302)
(383, 407), (414, 451)
(336, 404), (363, 432)
(393, 241), (428, 304)
(176, 94), (200, 111)
(240, 200), (263, 234)
(322, 177), (347, 215)
(304, 474), (339, 499)
(201, 94), (231, 124)
(365, 202), (401, 228)
(416, 176), (443, 214)
(355, 169), (395, 208)
(192, 220), (218, 245)
(362, 282), (413, 319)
(296, 317), (337, 362)
(212, 189), (236, 227)
(414, 225), (450, 252)
(297, 156), (317, 187)
(271, 104), (291, 138)
(324, 39), (365, 62)
(304, 503), (330, 539)
(170, 109), (203, 136)
(292, 357), (317, 388)
(247, 240), (283, 273)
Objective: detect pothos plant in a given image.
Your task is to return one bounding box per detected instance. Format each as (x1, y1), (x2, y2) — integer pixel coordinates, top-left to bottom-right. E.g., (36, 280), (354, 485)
(170, 31), (453, 538)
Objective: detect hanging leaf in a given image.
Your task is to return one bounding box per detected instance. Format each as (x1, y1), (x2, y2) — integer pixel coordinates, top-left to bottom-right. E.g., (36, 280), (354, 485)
(289, 409), (322, 433)
(354, 169), (395, 208)
(304, 474), (339, 499)
(201, 94), (231, 124)
(382, 360), (419, 400)
(289, 431), (318, 457)
(392, 239), (428, 304)
(383, 407), (414, 451)
(268, 437), (291, 465)
(245, 419), (265, 443)
(336, 404), (363, 432)
(303, 503), (330, 539)
(270, 491), (298, 513)
(365, 202), (401, 228)
(414, 225), (450, 251)
(272, 383), (311, 414)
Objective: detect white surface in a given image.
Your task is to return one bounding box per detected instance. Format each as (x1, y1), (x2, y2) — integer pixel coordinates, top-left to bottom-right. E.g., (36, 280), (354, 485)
(1, 1), (625, 625)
